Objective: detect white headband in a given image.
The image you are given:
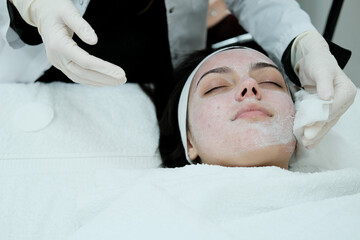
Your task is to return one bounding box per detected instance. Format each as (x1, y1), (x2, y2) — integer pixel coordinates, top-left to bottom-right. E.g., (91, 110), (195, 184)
(177, 46), (244, 164)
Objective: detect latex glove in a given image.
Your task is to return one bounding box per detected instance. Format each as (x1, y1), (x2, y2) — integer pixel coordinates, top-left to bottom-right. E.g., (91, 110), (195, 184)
(291, 30), (357, 149)
(11, 0), (126, 86)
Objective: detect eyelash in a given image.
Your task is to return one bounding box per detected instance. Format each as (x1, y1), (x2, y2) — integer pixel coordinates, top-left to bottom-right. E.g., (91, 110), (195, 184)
(260, 81), (282, 88)
(204, 86), (225, 95)
(204, 81), (282, 95)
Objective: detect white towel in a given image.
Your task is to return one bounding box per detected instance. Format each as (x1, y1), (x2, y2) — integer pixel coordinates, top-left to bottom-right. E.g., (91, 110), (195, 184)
(0, 82), (161, 169)
(70, 165), (360, 240)
(0, 168), (97, 240)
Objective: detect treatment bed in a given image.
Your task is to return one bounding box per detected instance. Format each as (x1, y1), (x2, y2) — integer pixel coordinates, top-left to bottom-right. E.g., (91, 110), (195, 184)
(0, 82), (359, 240)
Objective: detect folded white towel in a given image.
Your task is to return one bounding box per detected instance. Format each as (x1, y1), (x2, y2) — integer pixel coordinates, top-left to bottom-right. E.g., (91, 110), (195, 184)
(0, 82), (161, 169)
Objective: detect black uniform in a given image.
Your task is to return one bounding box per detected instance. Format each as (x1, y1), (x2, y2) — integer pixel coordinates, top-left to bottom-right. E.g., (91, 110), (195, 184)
(8, 0), (174, 118)
(7, 0), (352, 116)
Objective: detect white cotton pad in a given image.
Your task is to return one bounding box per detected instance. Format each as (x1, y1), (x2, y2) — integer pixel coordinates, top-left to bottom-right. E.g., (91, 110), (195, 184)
(12, 102), (54, 132)
(293, 90), (332, 142)
(291, 88), (360, 171)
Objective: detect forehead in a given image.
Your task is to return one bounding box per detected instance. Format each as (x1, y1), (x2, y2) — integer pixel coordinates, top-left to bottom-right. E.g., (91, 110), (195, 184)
(193, 49), (275, 81)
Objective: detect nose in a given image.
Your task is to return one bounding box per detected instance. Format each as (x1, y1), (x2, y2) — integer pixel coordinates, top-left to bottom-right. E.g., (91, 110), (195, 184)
(235, 78), (261, 102)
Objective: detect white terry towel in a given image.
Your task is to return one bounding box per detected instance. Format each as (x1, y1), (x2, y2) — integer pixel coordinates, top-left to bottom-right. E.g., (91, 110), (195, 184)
(70, 165), (360, 240)
(0, 82), (161, 169)
(0, 168), (98, 240)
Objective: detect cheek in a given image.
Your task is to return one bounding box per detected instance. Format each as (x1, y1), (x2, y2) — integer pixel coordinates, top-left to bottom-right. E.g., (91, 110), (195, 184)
(190, 95), (233, 129)
(263, 91), (295, 117)
(190, 101), (223, 131)
(188, 97), (232, 148)
(246, 91), (296, 148)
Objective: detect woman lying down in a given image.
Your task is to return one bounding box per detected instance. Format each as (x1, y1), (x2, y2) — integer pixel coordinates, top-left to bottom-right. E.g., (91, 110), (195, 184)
(159, 46), (297, 169)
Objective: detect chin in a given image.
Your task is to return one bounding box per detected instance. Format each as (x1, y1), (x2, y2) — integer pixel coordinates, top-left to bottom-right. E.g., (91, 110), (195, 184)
(206, 144), (294, 169)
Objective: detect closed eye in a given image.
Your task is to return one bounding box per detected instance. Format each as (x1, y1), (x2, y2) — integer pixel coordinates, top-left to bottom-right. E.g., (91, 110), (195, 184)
(204, 86), (226, 95)
(259, 81), (283, 88)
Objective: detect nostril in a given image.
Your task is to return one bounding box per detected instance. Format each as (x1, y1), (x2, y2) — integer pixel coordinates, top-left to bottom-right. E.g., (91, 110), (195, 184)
(252, 87), (257, 95)
(241, 88), (247, 96)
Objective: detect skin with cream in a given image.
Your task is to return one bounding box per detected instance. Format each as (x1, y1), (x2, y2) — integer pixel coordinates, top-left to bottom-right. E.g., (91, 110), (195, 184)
(186, 49), (296, 169)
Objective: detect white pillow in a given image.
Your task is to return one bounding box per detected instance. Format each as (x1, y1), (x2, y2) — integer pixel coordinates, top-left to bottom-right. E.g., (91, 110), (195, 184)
(0, 82), (161, 169)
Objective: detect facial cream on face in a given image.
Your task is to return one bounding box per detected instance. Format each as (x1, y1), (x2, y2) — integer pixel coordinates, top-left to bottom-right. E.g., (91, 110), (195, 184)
(185, 48), (296, 166)
(232, 94), (295, 151)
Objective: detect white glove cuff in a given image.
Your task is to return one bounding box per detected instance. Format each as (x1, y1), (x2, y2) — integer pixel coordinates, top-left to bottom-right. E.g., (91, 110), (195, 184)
(290, 30), (310, 72)
(290, 30), (327, 76)
(12, 0), (37, 26)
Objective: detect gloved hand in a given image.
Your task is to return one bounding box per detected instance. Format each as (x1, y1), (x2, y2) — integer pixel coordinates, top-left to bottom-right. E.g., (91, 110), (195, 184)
(11, 0), (126, 86)
(291, 30), (357, 149)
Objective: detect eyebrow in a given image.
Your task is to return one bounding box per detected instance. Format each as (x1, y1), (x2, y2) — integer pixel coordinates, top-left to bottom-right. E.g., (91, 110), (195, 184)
(250, 62), (280, 72)
(195, 62), (281, 89)
(196, 66), (231, 88)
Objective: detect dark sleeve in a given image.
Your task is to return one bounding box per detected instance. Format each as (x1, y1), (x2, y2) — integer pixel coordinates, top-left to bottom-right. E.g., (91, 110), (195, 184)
(7, 0), (42, 45)
(281, 37), (352, 87)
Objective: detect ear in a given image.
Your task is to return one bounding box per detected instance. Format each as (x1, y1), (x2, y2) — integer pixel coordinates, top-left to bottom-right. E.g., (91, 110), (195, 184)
(187, 131), (199, 161)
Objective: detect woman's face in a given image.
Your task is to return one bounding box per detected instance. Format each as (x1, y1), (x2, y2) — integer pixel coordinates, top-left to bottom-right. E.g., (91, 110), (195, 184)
(187, 49), (296, 169)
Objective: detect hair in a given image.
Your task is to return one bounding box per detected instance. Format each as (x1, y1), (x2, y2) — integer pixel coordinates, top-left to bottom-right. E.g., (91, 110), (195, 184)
(157, 45), (291, 168)
(158, 48), (215, 168)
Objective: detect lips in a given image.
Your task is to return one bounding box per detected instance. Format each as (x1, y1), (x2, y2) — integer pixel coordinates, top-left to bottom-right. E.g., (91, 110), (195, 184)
(232, 103), (273, 121)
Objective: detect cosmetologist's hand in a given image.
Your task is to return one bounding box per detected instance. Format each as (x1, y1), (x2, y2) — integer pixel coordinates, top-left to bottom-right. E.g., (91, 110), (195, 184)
(291, 30), (357, 148)
(11, 0), (126, 86)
